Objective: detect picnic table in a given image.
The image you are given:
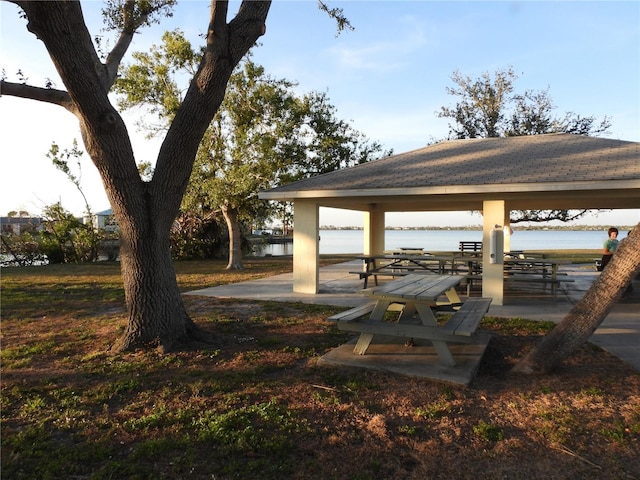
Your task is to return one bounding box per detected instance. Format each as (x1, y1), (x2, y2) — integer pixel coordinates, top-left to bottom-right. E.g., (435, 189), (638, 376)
(457, 256), (574, 297)
(352, 254), (464, 288)
(328, 274), (492, 367)
(503, 257), (573, 296)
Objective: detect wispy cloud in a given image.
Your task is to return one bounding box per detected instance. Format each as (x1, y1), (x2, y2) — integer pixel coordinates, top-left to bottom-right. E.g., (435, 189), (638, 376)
(323, 15), (434, 73)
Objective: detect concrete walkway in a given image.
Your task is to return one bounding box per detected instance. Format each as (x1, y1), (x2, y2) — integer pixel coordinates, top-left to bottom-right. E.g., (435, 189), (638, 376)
(186, 260), (640, 376)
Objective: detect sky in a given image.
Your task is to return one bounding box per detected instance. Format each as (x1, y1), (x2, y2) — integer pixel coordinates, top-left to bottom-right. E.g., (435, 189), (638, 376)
(1, 0), (639, 228)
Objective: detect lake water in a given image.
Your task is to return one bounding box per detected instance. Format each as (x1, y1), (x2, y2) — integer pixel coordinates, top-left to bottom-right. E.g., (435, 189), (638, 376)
(255, 229), (613, 256)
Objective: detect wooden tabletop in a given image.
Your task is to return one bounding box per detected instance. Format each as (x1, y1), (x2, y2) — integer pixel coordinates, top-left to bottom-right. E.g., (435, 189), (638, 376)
(504, 258), (570, 265)
(365, 274), (462, 301)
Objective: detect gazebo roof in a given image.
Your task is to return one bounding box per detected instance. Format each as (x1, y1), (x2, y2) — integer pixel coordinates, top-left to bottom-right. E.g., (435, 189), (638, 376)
(260, 133), (640, 212)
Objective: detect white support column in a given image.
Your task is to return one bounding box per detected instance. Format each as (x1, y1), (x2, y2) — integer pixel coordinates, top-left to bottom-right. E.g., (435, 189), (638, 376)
(482, 200), (505, 305)
(503, 209), (513, 253)
(293, 200), (319, 294)
(363, 210), (385, 255)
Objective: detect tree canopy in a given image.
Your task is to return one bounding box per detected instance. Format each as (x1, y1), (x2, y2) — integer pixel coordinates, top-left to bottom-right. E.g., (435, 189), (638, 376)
(115, 31), (389, 268)
(438, 67), (612, 224)
(438, 66), (611, 140)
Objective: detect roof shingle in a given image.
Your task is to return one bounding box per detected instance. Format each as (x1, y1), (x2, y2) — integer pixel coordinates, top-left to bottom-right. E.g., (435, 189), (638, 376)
(266, 134), (640, 194)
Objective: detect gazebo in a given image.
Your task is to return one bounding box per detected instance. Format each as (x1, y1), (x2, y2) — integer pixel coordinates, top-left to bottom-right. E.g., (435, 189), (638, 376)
(259, 133), (640, 305)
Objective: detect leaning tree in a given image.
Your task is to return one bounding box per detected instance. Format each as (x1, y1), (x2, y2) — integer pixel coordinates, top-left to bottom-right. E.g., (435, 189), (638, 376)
(0, 0), (275, 352)
(513, 225), (640, 373)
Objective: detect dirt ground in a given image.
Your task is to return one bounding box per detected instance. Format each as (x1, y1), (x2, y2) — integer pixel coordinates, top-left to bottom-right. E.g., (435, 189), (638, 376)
(2, 294), (639, 479)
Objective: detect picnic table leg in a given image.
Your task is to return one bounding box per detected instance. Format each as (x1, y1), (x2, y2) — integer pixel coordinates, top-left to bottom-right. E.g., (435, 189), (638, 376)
(353, 300), (389, 355)
(415, 303), (456, 367)
(397, 302), (417, 323)
(445, 287), (462, 305)
(353, 333), (375, 355)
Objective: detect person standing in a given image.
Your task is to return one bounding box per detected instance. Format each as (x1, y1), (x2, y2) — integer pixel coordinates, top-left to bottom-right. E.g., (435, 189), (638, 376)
(600, 227), (619, 270)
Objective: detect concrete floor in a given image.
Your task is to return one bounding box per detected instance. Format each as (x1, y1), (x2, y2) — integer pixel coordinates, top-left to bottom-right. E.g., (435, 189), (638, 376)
(186, 260), (639, 385)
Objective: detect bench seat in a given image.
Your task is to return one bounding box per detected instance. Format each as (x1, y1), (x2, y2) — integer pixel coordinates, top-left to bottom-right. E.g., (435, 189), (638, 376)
(441, 297), (492, 336)
(348, 270), (408, 288)
(464, 274), (574, 295)
(507, 276), (574, 283)
(327, 303), (377, 322)
(336, 319), (482, 344)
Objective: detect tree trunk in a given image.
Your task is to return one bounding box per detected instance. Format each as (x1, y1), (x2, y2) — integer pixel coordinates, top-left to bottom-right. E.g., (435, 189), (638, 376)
(222, 205), (243, 270)
(513, 223), (640, 374)
(113, 223), (215, 353)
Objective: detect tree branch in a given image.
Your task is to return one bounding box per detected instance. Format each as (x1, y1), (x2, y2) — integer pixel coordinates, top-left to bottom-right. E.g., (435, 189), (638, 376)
(104, 1), (150, 88)
(318, 0), (354, 36)
(153, 0), (271, 217)
(510, 209), (593, 224)
(0, 80), (76, 114)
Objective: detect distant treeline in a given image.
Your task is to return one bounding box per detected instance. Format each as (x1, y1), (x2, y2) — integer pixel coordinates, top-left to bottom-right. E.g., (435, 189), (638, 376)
(320, 225), (636, 232)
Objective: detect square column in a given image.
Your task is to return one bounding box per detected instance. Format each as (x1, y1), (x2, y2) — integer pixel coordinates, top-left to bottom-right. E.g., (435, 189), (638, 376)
(482, 200), (505, 305)
(293, 200), (319, 293)
(363, 210), (385, 255)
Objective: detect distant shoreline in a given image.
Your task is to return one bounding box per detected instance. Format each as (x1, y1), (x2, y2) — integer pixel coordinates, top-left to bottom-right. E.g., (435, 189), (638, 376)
(319, 225), (636, 232)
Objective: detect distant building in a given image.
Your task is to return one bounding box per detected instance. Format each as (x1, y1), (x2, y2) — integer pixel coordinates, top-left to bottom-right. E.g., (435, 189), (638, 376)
(0, 214), (43, 235)
(85, 209), (119, 232)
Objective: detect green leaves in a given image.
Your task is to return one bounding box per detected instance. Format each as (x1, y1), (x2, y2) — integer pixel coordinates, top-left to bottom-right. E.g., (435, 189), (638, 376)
(101, 0), (177, 33)
(114, 30), (195, 120)
(438, 66), (611, 139)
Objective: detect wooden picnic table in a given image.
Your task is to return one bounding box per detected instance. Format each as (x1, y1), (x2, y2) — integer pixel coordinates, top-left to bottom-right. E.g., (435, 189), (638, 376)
(462, 257), (574, 296)
(504, 257), (569, 276)
(503, 257), (573, 296)
(328, 274), (492, 367)
(352, 253), (470, 288)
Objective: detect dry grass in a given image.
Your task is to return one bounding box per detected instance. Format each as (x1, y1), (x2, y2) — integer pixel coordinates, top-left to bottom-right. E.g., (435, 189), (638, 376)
(1, 257), (639, 479)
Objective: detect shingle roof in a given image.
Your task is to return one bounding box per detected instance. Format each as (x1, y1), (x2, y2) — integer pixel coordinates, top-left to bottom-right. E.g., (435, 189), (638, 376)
(265, 134), (639, 194)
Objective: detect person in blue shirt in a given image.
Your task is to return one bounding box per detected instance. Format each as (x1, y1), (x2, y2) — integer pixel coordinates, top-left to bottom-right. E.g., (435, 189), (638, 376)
(600, 227), (619, 270)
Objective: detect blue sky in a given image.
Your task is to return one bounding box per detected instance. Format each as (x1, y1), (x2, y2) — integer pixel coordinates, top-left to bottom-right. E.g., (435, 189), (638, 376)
(1, 1), (638, 227)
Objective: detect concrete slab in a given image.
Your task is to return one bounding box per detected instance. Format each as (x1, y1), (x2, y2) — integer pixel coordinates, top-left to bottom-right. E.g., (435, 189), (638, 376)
(318, 333), (492, 386)
(186, 261), (366, 307)
(185, 260), (640, 376)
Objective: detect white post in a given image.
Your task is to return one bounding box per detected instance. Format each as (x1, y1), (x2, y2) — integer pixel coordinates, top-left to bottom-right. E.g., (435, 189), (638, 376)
(482, 200), (505, 305)
(363, 210), (385, 255)
(293, 200), (319, 293)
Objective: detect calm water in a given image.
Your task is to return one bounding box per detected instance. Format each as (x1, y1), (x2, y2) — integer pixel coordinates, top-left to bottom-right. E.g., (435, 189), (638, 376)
(255, 229), (613, 256)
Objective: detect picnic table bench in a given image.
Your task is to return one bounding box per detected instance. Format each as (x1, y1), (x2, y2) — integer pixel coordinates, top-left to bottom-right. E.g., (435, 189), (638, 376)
(328, 274), (492, 367)
(459, 241), (482, 252)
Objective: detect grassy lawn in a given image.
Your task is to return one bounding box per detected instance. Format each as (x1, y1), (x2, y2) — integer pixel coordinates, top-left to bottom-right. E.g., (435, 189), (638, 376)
(1, 255), (638, 479)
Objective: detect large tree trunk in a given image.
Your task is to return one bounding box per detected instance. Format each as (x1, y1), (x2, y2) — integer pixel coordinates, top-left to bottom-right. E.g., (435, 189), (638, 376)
(7, 1), (271, 352)
(513, 223), (640, 374)
(222, 205), (243, 270)
(114, 222), (214, 353)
